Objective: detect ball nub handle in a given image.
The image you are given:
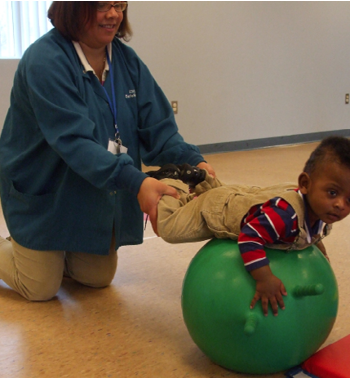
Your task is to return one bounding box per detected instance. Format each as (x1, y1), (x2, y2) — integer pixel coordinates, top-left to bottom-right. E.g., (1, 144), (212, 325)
(293, 284), (324, 297)
(244, 313), (259, 335)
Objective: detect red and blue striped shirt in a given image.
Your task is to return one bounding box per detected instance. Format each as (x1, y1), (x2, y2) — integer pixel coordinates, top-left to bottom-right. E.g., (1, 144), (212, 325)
(238, 190), (323, 271)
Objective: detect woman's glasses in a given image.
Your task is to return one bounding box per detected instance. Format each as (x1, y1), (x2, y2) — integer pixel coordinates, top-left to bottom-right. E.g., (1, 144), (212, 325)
(96, 2), (128, 13)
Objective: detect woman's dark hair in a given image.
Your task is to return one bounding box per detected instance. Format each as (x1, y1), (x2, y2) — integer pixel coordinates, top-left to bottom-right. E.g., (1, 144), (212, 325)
(47, 2), (132, 42)
(303, 136), (350, 174)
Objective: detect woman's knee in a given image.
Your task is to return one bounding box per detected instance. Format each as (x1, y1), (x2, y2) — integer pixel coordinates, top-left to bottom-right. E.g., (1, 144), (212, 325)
(78, 262), (117, 288)
(7, 239), (64, 301)
(66, 250), (118, 288)
(20, 280), (61, 301)
(81, 272), (115, 288)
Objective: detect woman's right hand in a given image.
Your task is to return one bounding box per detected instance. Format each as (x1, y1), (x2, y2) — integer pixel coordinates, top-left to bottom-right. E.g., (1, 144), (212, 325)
(137, 177), (179, 235)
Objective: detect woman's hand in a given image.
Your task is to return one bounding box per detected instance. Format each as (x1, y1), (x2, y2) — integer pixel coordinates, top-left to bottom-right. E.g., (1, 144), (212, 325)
(197, 162), (216, 178)
(137, 177), (179, 235)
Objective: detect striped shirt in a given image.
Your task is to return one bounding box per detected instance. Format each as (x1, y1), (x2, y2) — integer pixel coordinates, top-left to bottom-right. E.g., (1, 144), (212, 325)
(238, 190), (324, 271)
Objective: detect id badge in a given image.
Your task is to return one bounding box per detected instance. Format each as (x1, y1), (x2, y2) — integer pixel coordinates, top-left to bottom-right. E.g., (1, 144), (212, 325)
(108, 139), (117, 154)
(119, 145), (128, 154)
(107, 139), (128, 155)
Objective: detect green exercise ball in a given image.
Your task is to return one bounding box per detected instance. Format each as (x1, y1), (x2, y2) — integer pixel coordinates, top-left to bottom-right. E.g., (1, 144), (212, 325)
(181, 239), (338, 374)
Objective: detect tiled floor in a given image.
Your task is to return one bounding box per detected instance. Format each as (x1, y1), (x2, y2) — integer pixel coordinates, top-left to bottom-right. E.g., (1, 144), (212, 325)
(0, 142), (349, 378)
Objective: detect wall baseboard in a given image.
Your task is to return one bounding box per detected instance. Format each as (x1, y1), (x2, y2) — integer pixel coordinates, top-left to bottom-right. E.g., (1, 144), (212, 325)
(198, 129), (350, 155)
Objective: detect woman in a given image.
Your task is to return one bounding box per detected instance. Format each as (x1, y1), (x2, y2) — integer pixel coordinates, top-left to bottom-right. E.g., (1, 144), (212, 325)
(0, 1), (215, 301)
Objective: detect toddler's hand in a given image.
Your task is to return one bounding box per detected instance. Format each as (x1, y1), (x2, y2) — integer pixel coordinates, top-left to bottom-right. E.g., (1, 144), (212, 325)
(250, 266), (287, 316)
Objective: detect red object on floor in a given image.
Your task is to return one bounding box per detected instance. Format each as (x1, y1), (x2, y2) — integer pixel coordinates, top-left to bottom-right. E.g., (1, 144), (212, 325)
(302, 334), (350, 378)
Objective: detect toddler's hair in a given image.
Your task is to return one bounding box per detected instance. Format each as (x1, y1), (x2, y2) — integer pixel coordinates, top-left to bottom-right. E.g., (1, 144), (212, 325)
(303, 136), (350, 174)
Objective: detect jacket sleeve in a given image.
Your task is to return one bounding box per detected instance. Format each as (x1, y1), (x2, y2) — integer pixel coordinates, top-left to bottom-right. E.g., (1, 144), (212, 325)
(118, 43), (205, 168)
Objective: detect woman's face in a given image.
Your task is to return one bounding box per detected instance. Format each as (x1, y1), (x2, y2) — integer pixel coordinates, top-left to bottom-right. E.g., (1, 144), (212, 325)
(79, 2), (124, 49)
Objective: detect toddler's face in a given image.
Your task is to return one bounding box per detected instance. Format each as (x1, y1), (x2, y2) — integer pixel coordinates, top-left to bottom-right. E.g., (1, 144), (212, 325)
(301, 161), (350, 226)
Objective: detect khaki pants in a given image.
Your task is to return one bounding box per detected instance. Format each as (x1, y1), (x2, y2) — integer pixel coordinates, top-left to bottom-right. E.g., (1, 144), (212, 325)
(158, 175), (303, 246)
(157, 174), (226, 243)
(0, 235), (117, 301)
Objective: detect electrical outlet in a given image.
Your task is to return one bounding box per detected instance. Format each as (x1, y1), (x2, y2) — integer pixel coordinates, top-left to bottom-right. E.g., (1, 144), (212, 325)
(171, 101), (178, 114)
(346, 94), (349, 104)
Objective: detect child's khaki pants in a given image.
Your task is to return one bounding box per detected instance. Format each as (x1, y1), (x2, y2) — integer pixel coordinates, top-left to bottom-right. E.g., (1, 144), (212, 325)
(157, 174), (301, 246)
(0, 235), (117, 301)
(157, 174), (229, 243)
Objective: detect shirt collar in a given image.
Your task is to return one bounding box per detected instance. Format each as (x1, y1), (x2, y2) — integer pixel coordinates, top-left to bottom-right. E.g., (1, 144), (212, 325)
(72, 41), (111, 78)
(298, 190), (324, 242)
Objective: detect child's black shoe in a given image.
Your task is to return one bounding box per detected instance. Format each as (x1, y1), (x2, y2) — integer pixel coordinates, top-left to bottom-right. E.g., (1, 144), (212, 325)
(146, 164), (181, 180)
(178, 164), (206, 187)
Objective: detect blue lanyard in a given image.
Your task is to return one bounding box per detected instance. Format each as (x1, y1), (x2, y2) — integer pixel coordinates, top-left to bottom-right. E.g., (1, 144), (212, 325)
(102, 48), (120, 142)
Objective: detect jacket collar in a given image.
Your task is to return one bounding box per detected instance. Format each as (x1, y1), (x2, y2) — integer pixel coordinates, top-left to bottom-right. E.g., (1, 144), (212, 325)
(72, 41), (111, 81)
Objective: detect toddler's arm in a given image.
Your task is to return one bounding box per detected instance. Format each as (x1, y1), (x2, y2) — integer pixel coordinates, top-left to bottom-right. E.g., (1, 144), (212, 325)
(316, 240), (329, 261)
(238, 196), (298, 315)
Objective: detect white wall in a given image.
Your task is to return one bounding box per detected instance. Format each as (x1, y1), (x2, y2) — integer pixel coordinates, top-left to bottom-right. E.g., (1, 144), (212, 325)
(0, 60), (18, 128)
(127, 1), (350, 145)
(1, 1), (349, 147)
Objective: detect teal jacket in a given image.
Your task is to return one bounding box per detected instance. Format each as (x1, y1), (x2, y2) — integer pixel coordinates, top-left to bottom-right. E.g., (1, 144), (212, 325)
(0, 29), (204, 254)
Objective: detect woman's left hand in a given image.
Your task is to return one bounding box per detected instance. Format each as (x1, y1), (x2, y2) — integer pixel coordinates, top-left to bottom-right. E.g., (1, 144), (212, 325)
(197, 162), (216, 177)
